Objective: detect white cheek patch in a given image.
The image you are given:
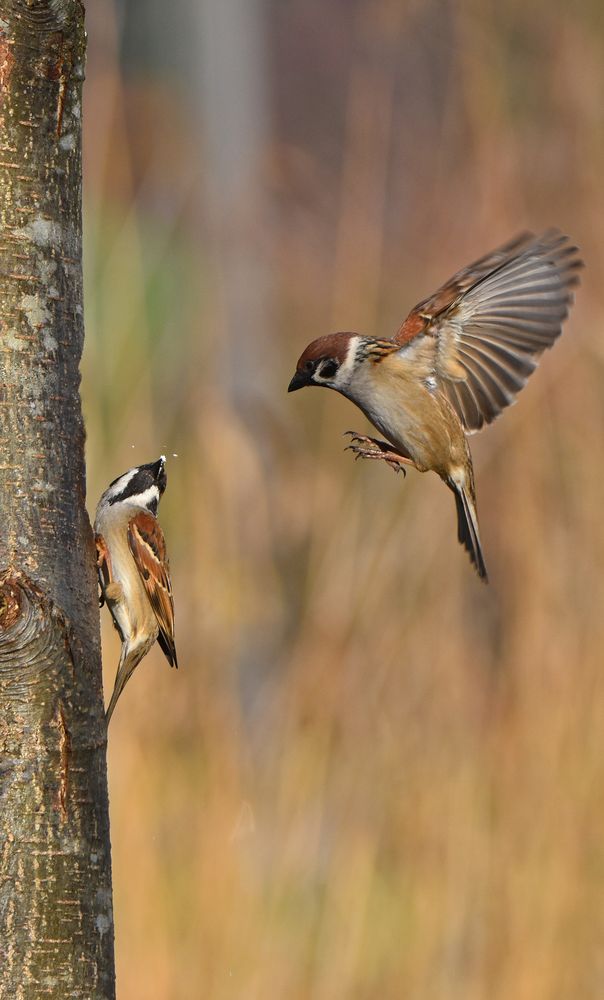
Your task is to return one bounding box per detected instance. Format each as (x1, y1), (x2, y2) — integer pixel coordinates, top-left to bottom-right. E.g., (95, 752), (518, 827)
(131, 485), (160, 512)
(105, 467), (138, 502)
(333, 336), (360, 388)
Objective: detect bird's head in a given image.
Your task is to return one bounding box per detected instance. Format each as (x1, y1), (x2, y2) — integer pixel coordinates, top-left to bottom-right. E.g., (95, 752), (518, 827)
(288, 333), (360, 394)
(99, 456), (167, 516)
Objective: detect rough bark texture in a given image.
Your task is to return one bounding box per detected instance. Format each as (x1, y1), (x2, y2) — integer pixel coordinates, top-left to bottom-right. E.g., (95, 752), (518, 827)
(0, 2), (115, 998)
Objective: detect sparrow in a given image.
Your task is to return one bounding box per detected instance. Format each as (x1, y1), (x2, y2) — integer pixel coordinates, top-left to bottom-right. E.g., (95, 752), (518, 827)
(289, 231), (583, 580)
(94, 456), (177, 723)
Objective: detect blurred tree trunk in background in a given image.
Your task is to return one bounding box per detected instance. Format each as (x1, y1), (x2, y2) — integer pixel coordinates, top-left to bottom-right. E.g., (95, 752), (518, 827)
(0, 3), (115, 997)
(195, 0), (272, 407)
(194, 0), (281, 707)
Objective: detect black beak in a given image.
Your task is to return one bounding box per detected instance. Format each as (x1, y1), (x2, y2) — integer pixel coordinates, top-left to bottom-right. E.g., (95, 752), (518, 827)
(288, 370), (309, 392)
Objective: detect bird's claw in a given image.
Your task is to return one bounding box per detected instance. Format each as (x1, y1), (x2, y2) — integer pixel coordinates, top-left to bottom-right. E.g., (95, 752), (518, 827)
(344, 438), (407, 476)
(344, 431), (373, 445)
(387, 459), (407, 476)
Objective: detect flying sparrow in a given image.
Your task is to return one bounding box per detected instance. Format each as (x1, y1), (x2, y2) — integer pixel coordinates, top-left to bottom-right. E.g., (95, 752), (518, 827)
(95, 456), (177, 723)
(289, 231), (582, 580)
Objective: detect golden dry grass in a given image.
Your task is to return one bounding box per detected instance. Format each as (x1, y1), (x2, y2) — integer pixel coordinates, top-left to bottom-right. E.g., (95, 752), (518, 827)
(82, 2), (604, 997)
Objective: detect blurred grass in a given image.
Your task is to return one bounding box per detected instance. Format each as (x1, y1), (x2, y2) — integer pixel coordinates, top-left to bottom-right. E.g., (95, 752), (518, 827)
(82, 1), (604, 997)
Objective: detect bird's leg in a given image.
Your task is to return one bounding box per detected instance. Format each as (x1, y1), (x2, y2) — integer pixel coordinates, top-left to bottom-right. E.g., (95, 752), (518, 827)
(344, 432), (417, 475)
(95, 537), (109, 608)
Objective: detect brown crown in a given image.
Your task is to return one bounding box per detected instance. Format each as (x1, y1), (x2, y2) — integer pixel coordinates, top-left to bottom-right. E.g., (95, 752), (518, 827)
(296, 332), (355, 370)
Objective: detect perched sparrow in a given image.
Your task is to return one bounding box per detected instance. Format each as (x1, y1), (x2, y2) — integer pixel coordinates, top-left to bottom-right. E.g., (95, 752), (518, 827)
(95, 456), (177, 723)
(289, 231), (582, 580)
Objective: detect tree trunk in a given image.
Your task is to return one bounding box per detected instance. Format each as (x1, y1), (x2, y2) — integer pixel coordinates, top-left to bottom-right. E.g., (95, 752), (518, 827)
(0, 3), (115, 997)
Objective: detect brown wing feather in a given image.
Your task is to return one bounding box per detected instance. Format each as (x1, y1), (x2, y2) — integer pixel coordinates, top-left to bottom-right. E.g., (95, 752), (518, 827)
(128, 511), (178, 668)
(395, 231), (536, 345)
(394, 231), (583, 432)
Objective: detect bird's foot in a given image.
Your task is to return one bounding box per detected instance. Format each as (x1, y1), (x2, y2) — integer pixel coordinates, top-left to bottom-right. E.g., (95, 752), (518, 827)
(344, 431), (411, 475)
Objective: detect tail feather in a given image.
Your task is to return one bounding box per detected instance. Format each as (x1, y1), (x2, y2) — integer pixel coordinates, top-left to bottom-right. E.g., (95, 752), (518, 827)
(451, 481), (488, 582)
(105, 646), (142, 725)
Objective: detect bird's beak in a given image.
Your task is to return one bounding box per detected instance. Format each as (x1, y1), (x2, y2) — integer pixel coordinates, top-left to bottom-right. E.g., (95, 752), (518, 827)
(153, 455), (167, 492)
(288, 370), (309, 392)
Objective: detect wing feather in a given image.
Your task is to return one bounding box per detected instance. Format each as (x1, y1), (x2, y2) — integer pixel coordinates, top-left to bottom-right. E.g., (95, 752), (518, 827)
(395, 230), (583, 431)
(128, 511), (178, 668)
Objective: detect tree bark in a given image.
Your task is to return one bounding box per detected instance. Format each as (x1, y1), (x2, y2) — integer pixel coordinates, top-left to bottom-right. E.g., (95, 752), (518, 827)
(0, 3), (115, 997)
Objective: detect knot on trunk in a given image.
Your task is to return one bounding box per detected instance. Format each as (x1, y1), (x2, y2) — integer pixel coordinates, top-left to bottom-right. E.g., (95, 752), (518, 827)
(0, 569), (46, 637)
(0, 573), (23, 629)
(0, 570), (72, 684)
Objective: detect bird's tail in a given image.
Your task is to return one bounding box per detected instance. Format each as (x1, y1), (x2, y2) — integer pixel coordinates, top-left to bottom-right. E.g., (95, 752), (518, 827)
(105, 646), (141, 725)
(448, 473), (488, 582)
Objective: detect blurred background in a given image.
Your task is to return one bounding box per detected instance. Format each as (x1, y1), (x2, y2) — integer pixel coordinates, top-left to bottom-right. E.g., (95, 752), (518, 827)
(82, 1), (604, 997)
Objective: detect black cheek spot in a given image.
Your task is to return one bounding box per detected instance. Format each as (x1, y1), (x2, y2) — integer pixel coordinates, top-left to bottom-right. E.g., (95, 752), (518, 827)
(320, 360), (338, 379)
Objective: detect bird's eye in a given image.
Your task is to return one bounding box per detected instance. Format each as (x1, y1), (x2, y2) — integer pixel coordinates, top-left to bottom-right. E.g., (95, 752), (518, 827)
(319, 360), (338, 379)
(303, 360), (314, 373)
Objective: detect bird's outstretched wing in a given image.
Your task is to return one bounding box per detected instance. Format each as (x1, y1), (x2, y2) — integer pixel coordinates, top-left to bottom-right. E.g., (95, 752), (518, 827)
(127, 511), (178, 668)
(394, 231), (583, 432)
